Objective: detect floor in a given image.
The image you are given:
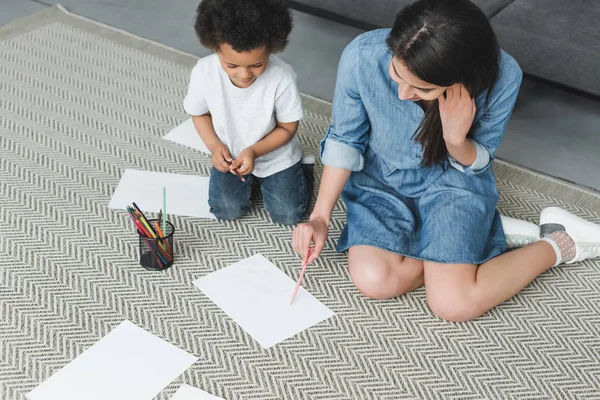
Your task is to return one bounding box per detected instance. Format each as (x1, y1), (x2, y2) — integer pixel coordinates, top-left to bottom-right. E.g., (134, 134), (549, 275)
(4, 0), (600, 191)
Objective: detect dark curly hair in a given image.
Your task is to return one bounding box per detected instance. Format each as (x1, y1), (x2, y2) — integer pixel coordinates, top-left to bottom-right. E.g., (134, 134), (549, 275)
(194, 0), (293, 53)
(387, 0), (499, 167)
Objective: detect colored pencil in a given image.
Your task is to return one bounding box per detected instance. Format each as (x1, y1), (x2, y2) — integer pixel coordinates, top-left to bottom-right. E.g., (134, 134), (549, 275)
(226, 160), (245, 182)
(162, 187), (167, 235)
(127, 207), (170, 264)
(127, 213), (164, 268)
(290, 247), (315, 305)
(132, 202), (156, 237)
(154, 219), (172, 256)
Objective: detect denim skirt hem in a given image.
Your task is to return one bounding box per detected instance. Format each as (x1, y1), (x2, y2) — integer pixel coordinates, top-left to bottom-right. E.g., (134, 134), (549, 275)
(336, 233), (506, 266)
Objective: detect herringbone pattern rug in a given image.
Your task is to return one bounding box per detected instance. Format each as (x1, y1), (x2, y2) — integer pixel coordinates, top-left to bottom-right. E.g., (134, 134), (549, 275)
(1, 6), (599, 400)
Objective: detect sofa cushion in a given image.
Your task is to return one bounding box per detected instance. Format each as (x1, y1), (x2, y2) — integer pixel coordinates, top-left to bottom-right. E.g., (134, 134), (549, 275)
(491, 0), (600, 96)
(472, 0), (517, 18)
(291, 0), (514, 28)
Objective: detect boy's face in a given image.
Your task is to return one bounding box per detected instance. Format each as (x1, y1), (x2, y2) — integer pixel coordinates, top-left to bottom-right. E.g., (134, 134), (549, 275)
(216, 43), (270, 88)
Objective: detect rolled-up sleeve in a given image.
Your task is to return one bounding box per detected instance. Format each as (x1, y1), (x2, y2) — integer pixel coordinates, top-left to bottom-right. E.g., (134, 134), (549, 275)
(320, 38), (370, 172)
(452, 64), (523, 175)
(448, 140), (491, 174)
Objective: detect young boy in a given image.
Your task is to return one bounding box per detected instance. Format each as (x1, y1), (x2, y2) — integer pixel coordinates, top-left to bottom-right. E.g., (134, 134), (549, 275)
(184, 0), (314, 225)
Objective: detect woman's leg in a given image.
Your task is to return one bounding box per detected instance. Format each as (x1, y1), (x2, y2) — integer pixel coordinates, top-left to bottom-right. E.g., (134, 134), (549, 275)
(347, 215), (542, 300)
(348, 245), (424, 299)
(425, 206), (600, 322)
(424, 241), (557, 322)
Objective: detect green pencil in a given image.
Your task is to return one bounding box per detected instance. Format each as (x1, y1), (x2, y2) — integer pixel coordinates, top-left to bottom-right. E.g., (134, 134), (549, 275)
(162, 187), (166, 235)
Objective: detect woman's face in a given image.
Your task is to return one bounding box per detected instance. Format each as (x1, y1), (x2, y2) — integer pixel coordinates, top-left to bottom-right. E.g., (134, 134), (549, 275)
(389, 57), (448, 102)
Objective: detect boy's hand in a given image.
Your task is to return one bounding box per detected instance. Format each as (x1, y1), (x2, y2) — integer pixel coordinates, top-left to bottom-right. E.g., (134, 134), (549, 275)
(230, 147), (257, 176)
(211, 143), (233, 172)
(438, 83), (476, 147)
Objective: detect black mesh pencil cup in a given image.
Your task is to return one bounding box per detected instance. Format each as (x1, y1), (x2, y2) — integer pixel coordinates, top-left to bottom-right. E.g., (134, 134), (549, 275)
(138, 219), (174, 271)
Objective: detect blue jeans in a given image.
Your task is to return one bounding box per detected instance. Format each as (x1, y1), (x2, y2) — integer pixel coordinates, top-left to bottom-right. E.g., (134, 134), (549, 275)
(208, 162), (314, 225)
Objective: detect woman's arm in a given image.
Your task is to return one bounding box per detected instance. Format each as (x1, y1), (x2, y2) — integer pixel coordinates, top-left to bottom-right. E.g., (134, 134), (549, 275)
(311, 166), (352, 225)
(441, 61), (523, 175)
(293, 37), (369, 263)
(446, 139), (477, 166)
(293, 165), (352, 264)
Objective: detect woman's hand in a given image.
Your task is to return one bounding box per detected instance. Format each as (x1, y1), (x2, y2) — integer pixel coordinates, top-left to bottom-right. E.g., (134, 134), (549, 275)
(230, 147), (257, 176)
(211, 143), (233, 173)
(292, 217), (329, 265)
(438, 83), (476, 147)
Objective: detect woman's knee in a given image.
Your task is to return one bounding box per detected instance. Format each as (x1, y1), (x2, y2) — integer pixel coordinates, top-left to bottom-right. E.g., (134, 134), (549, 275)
(423, 262), (483, 322)
(348, 251), (423, 299)
(426, 292), (480, 322)
(349, 262), (392, 299)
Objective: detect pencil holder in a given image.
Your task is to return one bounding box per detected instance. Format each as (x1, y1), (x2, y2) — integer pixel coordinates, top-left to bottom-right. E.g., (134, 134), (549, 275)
(138, 219), (174, 271)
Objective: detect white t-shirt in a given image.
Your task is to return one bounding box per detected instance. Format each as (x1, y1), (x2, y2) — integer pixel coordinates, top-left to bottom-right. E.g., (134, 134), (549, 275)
(183, 54), (304, 178)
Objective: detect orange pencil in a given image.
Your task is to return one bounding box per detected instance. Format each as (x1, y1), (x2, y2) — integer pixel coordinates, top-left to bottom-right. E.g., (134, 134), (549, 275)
(154, 220), (172, 256)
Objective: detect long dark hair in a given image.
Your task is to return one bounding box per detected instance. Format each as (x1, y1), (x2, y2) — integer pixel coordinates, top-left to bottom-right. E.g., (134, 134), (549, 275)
(386, 0), (499, 167)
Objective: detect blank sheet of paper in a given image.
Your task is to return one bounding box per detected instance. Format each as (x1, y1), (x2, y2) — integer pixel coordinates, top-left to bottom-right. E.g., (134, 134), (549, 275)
(193, 254), (334, 348)
(171, 384), (224, 400)
(164, 118), (210, 154)
(108, 169), (216, 219)
(27, 320), (198, 400)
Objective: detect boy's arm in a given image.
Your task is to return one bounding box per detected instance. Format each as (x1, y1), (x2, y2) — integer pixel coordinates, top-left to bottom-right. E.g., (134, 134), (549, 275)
(229, 120), (299, 176)
(250, 120), (299, 158)
(254, 69), (303, 157)
(191, 113), (222, 153)
(191, 114), (232, 172)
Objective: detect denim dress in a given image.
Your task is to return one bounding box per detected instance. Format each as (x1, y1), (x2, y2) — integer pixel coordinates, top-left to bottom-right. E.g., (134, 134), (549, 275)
(321, 29), (523, 265)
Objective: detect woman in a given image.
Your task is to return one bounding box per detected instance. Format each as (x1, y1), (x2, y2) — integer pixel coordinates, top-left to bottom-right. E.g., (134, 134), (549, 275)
(292, 0), (600, 321)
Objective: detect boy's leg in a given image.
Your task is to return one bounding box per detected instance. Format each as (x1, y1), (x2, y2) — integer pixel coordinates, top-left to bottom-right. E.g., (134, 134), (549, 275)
(208, 167), (252, 220)
(260, 161), (309, 225)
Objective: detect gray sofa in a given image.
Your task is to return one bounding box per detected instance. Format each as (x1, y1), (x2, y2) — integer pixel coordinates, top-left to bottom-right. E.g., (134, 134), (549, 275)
(289, 0), (600, 97)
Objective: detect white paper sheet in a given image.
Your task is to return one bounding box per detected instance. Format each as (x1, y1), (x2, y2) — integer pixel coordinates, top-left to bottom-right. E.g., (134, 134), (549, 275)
(108, 169), (216, 219)
(27, 320), (198, 400)
(171, 384), (224, 400)
(164, 118), (210, 154)
(193, 254), (334, 348)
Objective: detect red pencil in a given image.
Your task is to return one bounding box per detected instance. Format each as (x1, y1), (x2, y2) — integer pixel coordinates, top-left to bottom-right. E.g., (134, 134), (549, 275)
(226, 160), (245, 182)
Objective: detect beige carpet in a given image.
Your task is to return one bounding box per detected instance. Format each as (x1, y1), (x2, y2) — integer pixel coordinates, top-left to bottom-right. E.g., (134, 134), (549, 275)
(1, 5), (599, 400)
